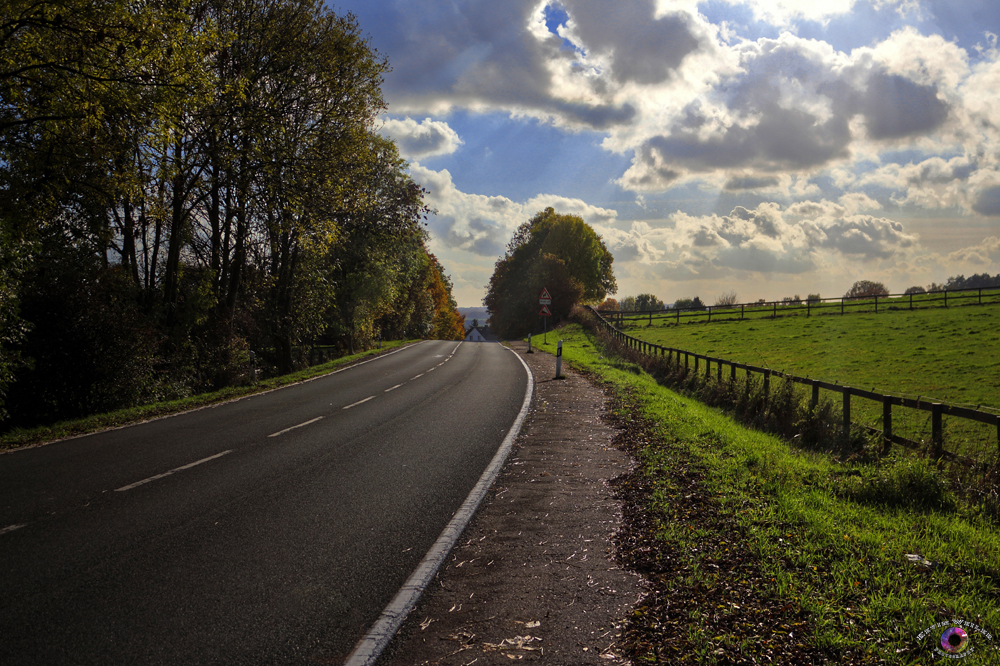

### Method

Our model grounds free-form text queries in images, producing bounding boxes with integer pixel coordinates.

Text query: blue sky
[332,0,1000,307]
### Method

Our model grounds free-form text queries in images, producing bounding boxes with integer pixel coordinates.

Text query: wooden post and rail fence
[601,285,1000,328]
[585,306,1000,467]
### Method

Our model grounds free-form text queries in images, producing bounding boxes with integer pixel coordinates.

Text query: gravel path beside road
[380,340,643,665]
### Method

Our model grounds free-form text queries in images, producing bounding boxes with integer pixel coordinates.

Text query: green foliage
[833,456,957,512]
[0,0,457,429]
[484,207,615,337]
[673,296,705,310]
[620,293,664,311]
[844,279,889,298]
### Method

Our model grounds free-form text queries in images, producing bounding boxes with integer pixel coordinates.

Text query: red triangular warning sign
[539,287,551,300]
[539,304,552,316]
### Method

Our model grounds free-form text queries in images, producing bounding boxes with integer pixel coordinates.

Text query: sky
[331,0,1000,308]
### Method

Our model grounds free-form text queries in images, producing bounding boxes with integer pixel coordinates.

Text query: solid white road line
[345,344,534,666]
[115,450,233,492]
[0,524,26,536]
[268,416,324,438]
[384,384,403,392]
[343,396,376,410]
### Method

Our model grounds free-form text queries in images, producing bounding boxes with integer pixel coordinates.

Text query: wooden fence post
[843,388,851,438]
[932,403,943,458]
[676,308,680,324]
[694,355,699,373]
[882,395,892,453]
[841,297,845,315]
[685,352,689,371]
[705,357,711,379]
[945,290,948,307]
[909,293,913,311]
[731,363,737,383]
[875,295,878,314]
[763,370,770,399]
[811,382,819,410]
[717,360,723,382]
[740,304,744,321]
[773,302,776,319]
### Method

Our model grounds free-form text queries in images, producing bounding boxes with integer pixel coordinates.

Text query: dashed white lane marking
[268,416,324,438]
[0,524,26,536]
[426,367,436,372]
[411,374,424,380]
[343,396,376,410]
[115,450,233,492]
[384,384,403,393]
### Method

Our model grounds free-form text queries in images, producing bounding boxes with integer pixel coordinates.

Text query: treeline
[0,0,462,428]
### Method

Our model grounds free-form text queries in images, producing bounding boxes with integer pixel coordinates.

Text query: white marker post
[555,339,563,379]
[527,333,533,353]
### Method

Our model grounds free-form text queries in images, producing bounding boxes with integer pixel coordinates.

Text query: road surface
[0,340,529,665]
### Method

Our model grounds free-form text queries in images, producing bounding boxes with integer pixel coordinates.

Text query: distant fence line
[602,286,1000,327]
[585,306,1000,467]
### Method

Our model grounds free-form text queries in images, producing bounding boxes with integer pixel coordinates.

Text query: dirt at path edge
[378,341,645,665]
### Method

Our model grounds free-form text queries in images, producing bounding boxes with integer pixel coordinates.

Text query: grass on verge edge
[533,325,1000,665]
[0,340,419,452]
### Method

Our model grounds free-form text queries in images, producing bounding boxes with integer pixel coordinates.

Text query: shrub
[844,280,889,299]
[833,456,956,512]
[714,291,738,307]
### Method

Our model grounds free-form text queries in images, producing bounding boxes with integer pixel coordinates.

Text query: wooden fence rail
[602,286,1000,328]
[585,306,1000,467]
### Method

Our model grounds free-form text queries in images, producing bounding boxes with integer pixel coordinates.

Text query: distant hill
[458,307,490,329]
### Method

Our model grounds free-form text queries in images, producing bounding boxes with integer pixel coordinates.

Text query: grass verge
[0,340,418,452]
[533,324,1000,665]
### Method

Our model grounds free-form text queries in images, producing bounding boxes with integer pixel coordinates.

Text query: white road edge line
[0,523,26,536]
[268,416,324,438]
[343,396,376,410]
[344,342,533,666]
[115,450,233,492]
[384,384,403,393]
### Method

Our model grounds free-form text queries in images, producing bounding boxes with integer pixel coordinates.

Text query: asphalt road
[0,340,529,665]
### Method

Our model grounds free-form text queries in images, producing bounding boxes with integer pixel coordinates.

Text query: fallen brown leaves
[603,389,861,665]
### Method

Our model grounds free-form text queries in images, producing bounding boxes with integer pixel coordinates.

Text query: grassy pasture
[532,326,1000,664]
[617,303,1000,460]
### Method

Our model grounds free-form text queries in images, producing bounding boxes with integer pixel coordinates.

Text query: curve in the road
[344,344,534,666]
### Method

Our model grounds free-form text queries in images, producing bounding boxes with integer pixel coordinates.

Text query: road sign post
[539,287,552,344]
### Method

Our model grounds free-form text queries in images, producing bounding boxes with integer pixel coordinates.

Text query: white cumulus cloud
[380,117,464,159]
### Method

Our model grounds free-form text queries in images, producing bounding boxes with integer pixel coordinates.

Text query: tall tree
[485,207,616,338]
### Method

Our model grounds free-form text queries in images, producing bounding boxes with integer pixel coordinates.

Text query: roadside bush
[833,456,957,512]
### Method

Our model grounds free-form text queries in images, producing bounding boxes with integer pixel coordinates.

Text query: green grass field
[532,326,1000,665]
[614,303,1000,459]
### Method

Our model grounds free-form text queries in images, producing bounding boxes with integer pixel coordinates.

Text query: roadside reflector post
[527,333,533,353]
[555,340,563,379]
